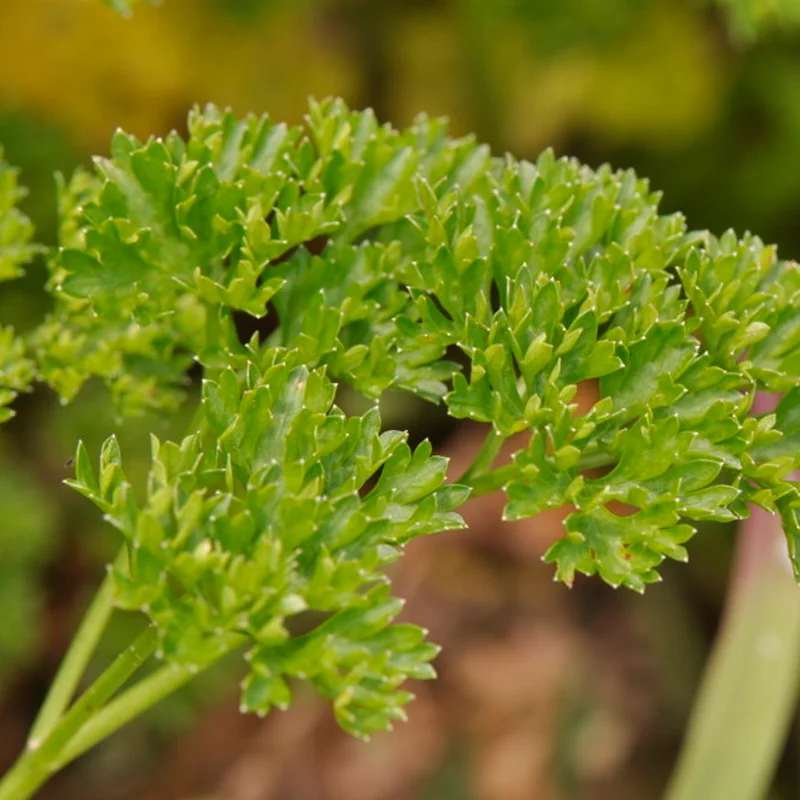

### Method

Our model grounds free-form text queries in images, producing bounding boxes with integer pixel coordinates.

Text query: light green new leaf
[69,359,467,738]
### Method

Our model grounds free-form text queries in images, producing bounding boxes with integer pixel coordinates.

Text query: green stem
[459,431,618,497]
[665,505,800,800]
[575,448,617,471]
[54,633,244,770]
[462,463,519,498]
[0,626,158,800]
[27,548,126,744]
[457,427,505,486]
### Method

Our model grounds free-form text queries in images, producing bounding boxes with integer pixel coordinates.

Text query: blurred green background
[0,1,799,798]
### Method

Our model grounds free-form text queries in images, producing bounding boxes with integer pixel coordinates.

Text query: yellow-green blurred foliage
[0,0,358,149]
[716,0,800,38]
[2,0,797,250]
[0,0,722,154]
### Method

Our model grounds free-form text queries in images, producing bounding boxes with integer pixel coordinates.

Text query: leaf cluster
[68,355,466,736]
[47,99,800,595]
[3,97,800,735]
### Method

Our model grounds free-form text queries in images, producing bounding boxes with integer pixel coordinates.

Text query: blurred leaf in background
[0,459,56,695]
[0,0,358,153]
[714,0,800,38]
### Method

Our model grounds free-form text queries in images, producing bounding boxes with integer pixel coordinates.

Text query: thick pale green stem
[28,549,126,744]
[665,505,800,800]
[0,626,157,800]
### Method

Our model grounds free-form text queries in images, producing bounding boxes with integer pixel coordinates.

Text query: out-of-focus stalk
[455,0,504,146]
[665,395,800,800]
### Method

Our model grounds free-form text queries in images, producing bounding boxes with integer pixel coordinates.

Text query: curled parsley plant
[0,99,799,799]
